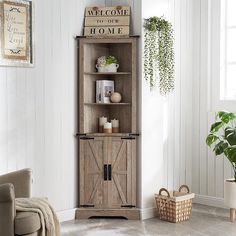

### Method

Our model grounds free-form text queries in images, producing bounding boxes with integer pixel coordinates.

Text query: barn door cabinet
[76,37,139,220]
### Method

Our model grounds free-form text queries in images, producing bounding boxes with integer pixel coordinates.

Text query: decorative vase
[96,63,119,73]
[224,179,236,222]
[110,92,122,103]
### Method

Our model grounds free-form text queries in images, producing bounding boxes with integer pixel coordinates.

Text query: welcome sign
[84,6,130,37]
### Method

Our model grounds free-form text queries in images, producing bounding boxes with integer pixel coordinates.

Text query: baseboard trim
[57,208,76,222]
[194,194,226,209]
[140,207,157,220]
[76,208,140,220]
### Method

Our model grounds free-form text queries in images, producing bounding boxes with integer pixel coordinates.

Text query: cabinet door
[80,138,108,208]
[107,137,136,208]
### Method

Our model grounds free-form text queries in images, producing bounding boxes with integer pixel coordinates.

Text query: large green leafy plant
[143,16,175,95]
[206,111,236,182]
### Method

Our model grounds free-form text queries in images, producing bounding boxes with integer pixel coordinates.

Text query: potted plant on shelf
[96,55,119,73]
[206,111,236,222]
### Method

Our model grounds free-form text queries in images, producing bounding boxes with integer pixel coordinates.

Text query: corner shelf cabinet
[76,37,139,220]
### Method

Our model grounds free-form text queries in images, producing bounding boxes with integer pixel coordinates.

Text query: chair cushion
[15,211,41,235]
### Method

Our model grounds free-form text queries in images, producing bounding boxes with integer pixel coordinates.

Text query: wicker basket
[155,185,195,223]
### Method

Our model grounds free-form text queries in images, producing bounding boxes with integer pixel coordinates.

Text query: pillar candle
[99,116,107,133]
[104,122,112,133]
[111,119,119,133]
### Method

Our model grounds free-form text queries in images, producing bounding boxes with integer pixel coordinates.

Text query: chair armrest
[0,183,15,202]
[0,183,15,236]
[0,169,32,198]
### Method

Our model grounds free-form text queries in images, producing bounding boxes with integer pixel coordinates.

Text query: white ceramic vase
[96,63,119,73]
[224,179,236,208]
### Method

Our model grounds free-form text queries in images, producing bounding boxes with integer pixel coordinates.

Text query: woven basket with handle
[155,185,195,223]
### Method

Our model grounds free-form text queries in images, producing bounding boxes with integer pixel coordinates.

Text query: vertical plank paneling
[16,69,27,170]
[0,68,7,174]
[192,0,201,194]
[33,0,46,198]
[179,0,187,186]
[185,0,193,189]
[199,0,208,195]
[207,113,216,196]
[7,68,18,172]
[173,0,181,190]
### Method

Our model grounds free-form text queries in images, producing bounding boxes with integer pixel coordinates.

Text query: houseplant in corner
[206,111,236,222]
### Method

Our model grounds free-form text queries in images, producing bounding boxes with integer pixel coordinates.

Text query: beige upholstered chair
[0,169,41,236]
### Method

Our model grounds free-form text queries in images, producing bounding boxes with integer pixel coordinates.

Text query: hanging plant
[144,16,175,95]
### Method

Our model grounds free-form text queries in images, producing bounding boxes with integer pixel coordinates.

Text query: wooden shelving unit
[76,37,139,220]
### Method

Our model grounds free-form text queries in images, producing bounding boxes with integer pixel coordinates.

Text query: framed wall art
[0,0,33,67]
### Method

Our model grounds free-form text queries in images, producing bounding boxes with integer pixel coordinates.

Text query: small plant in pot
[96,56,119,73]
[206,111,236,222]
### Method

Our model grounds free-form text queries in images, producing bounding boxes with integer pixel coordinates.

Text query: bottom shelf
[76,208,140,220]
[78,133,140,138]
[84,133,130,137]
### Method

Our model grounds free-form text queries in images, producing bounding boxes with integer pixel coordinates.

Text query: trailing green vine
[144,16,175,95]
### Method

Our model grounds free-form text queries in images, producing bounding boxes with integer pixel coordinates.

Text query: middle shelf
[84,102,131,106]
[84,72,131,75]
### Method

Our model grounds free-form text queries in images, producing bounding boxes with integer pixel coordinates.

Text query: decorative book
[96,80,114,103]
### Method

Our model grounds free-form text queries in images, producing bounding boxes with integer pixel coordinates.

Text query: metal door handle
[104,165,108,181]
[108,164,112,181]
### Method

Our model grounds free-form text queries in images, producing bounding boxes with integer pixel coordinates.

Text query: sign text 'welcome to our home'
[84,6,130,37]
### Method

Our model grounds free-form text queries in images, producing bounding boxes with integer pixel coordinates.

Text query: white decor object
[96,56,119,73]
[111,119,119,133]
[96,64,119,73]
[104,122,112,133]
[224,180,236,222]
[99,116,107,133]
[96,80,114,103]
[110,92,122,103]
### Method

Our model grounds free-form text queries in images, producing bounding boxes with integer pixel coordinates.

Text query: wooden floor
[61,204,236,236]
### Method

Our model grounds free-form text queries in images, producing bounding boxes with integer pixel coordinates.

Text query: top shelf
[84,72,131,75]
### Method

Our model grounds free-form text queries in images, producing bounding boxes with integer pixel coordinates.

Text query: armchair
[0,169,41,236]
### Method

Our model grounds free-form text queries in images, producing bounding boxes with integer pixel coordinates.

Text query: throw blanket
[16,198,60,236]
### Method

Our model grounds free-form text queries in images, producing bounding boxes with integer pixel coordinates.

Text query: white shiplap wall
[161,0,194,192]
[164,0,232,207]
[0,0,97,211]
[0,0,141,212]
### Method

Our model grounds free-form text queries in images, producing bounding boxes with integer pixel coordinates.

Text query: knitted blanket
[16,198,60,236]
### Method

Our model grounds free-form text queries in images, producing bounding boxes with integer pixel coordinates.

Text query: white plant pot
[96,63,119,73]
[224,179,236,208]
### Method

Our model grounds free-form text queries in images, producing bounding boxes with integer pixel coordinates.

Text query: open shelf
[84,102,131,106]
[79,38,136,134]
[84,72,131,75]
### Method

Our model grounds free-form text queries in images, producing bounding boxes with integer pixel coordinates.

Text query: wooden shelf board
[84,72,131,75]
[75,35,140,39]
[84,133,132,137]
[84,102,131,106]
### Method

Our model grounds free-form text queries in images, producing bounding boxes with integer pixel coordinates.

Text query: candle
[99,116,107,133]
[104,122,112,134]
[111,119,119,133]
